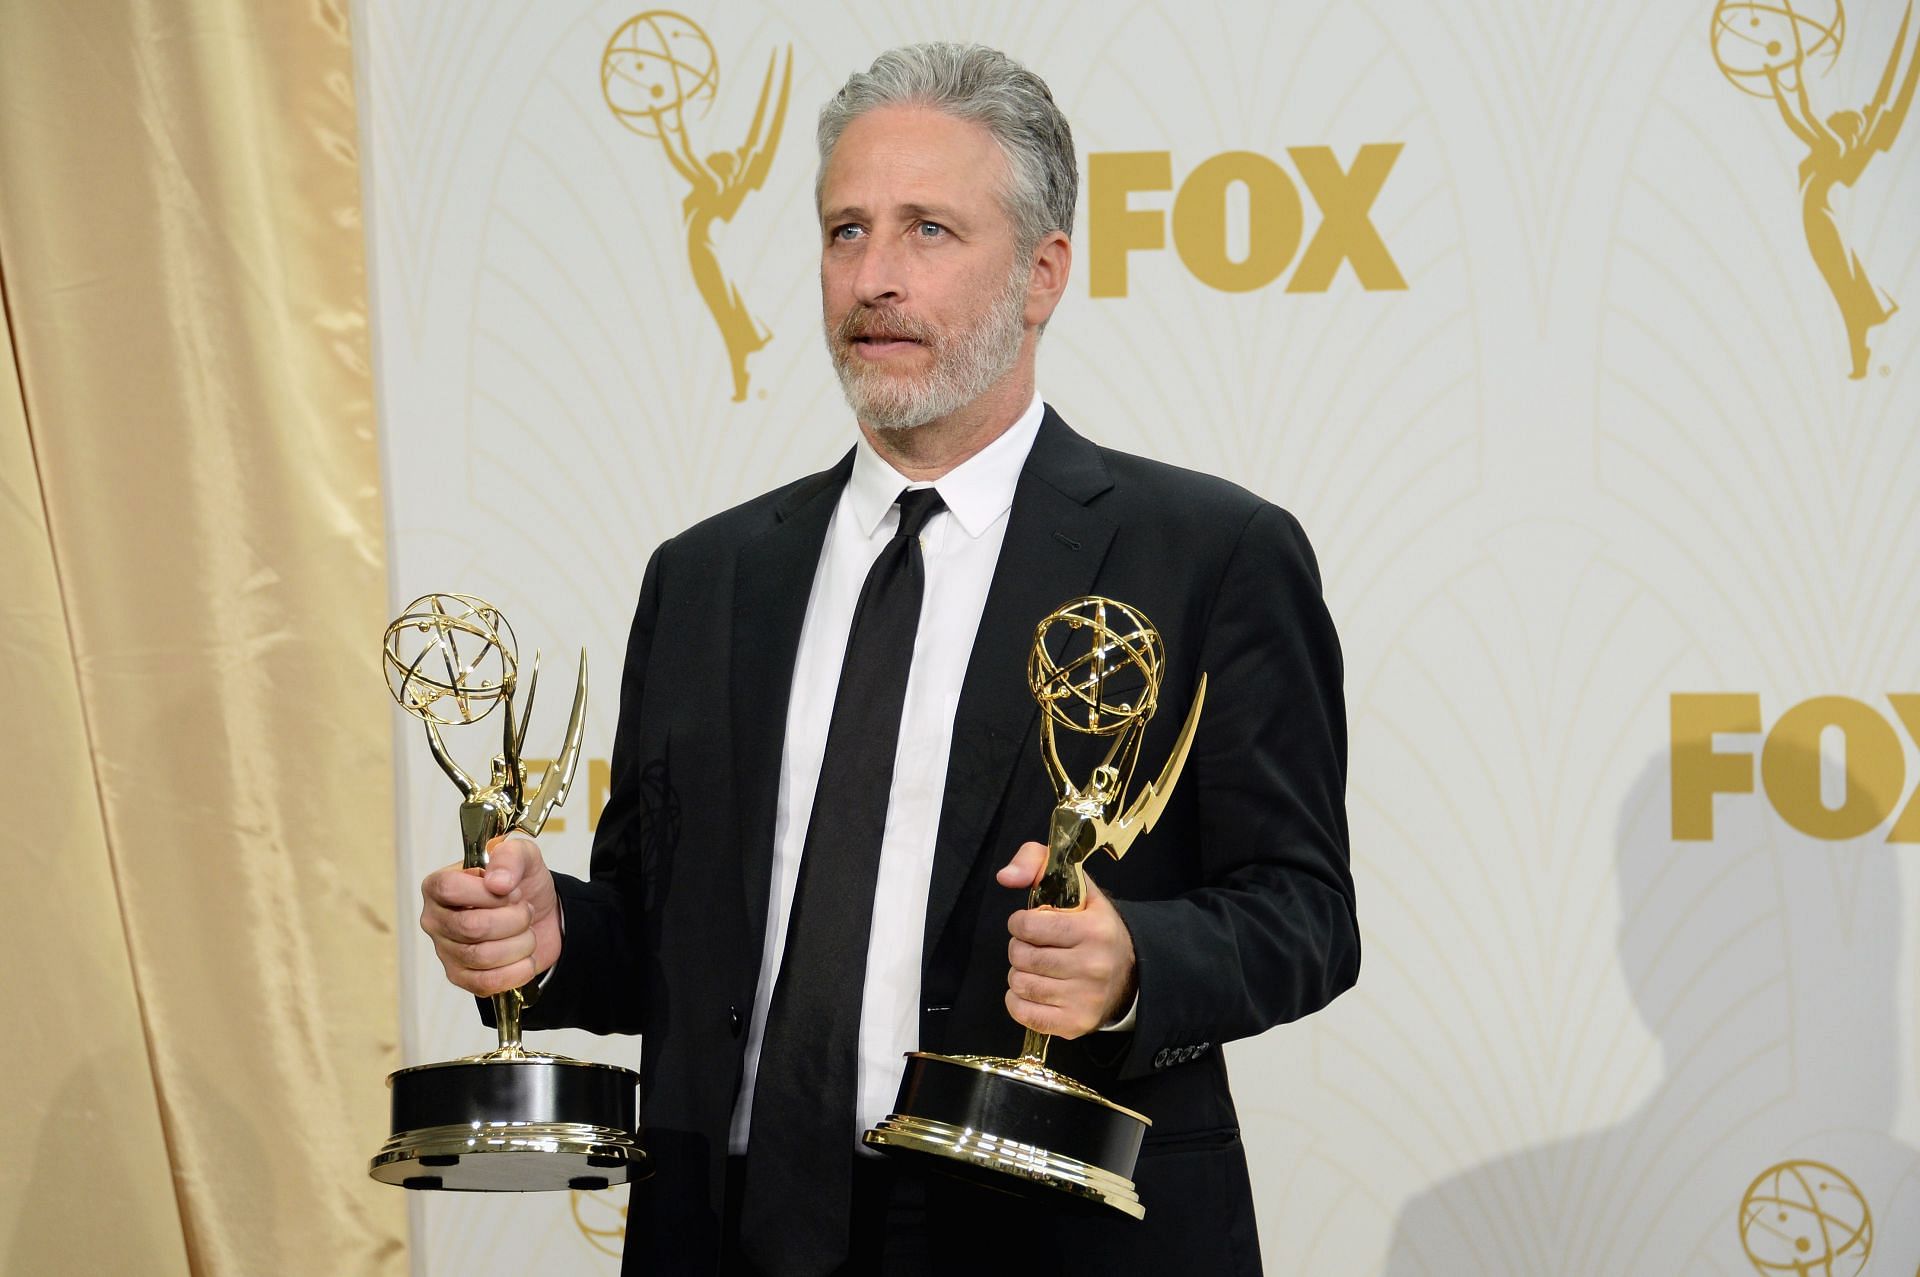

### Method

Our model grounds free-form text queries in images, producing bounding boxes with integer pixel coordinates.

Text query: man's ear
[1024,230,1073,328]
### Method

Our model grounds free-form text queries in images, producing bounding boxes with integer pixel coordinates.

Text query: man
[420,42,1356,1276]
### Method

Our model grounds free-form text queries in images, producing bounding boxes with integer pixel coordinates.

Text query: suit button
[728,1005,744,1036]
[1152,1048,1170,1069]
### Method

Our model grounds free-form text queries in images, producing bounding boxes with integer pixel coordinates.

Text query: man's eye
[831,224,865,242]
[915,221,947,239]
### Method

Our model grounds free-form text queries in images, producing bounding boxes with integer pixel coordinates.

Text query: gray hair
[816,43,1078,254]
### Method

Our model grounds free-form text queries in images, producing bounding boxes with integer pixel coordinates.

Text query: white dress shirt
[728,393,1046,1155]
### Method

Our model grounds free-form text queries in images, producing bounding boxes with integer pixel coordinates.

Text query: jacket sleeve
[1106,501,1358,1081]
[511,541,667,1036]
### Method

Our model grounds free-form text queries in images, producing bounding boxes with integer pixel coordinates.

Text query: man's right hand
[419,834,563,997]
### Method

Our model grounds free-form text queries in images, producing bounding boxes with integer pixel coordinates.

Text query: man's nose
[851,234,906,306]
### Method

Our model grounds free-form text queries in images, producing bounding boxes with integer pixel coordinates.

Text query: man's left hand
[996,841,1137,1038]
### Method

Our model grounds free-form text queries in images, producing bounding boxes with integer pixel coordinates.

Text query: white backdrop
[356,1,1920,1271]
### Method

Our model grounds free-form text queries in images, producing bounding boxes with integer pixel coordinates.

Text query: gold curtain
[0,1,406,1272]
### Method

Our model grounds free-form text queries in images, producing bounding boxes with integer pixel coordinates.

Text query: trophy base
[863,1051,1148,1220]
[368,1051,646,1192]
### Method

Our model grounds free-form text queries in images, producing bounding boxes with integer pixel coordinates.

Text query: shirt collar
[846,392,1046,539]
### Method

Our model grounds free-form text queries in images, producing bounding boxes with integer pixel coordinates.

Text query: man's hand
[996,841,1137,1039]
[419,835,563,998]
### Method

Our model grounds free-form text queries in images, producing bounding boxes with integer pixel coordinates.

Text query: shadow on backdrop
[1387,745,1920,1275]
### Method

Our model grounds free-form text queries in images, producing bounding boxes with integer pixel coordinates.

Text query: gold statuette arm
[1764,65,1822,150]
[1037,714,1075,799]
[516,650,588,836]
[425,722,477,798]
[656,110,706,189]
[1106,674,1207,861]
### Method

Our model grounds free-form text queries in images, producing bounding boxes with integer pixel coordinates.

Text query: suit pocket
[1124,1126,1261,1275]
[1138,1123,1241,1156]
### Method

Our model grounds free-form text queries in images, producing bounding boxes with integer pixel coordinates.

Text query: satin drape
[1,1,405,1271]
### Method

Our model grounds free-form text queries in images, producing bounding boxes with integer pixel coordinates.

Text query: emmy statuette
[368,594,647,1192]
[864,596,1206,1219]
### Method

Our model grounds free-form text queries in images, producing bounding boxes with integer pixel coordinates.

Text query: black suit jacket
[525,410,1358,1274]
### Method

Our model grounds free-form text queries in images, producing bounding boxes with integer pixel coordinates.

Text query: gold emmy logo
[1712,0,1920,379]
[601,12,792,401]
[1739,1160,1873,1276]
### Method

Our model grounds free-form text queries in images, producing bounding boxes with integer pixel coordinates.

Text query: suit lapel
[731,454,851,949]
[921,410,1117,965]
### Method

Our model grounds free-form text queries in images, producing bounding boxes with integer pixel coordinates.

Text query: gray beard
[827,267,1029,432]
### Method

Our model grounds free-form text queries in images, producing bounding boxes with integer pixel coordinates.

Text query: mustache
[834,305,936,347]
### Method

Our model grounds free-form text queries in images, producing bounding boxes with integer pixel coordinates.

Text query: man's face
[818,105,1031,431]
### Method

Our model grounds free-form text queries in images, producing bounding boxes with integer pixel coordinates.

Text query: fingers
[995,840,1047,889]
[434,929,536,979]
[420,836,553,916]
[440,950,539,998]
[1005,988,1089,1038]
[418,833,561,998]
[422,896,538,997]
[1002,887,1135,1040]
[422,864,517,911]
[423,892,535,945]
[1007,933,1121,999]
[1007,934,1115,983]
[1007,905,1085,948]
[1005,966,1086,1013]
[1006,872,1112,943]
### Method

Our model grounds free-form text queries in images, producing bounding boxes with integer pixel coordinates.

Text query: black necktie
[739,486,945,1275]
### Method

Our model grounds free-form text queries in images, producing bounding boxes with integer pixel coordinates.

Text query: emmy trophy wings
[1106,674,1207,859]
[516,649,589,838]
[1864,2,1920,155]
[510,650,539,759]
[730,47,792,196]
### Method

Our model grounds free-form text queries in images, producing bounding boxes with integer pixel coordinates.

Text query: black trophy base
[863,1051,1148,1219]
[368,1052,646,1192]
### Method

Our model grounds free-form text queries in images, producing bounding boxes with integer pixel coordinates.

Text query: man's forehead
[820,196,972,225]
[819,104,1007,205]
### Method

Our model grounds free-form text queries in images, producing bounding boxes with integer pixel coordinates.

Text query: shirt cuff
[1098,991,1138,1032]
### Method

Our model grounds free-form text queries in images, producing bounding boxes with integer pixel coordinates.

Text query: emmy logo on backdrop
[1712,0,1920,379]
[865,597,1206,1219]
[368,593,646,1193]
[601,11,792,402]
[1738,1160,1873,1276]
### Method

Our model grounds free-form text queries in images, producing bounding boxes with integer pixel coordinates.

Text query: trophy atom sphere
[601,10,719,138]
[1028,597,1165,738]
[383,593,517,727]
[1711,0,1844,97]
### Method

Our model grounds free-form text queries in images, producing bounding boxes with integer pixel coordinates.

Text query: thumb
[997,840,1048,890]
[482,833,539,896]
